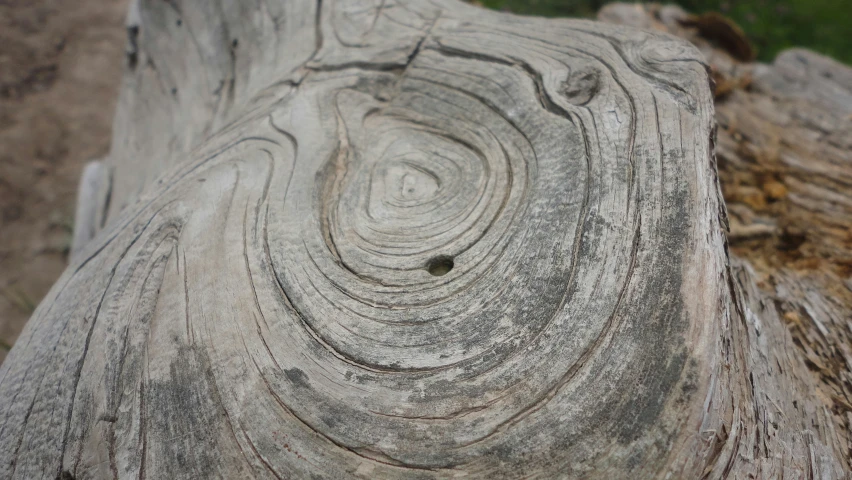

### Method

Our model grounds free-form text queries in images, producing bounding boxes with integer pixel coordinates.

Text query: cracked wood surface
[0,0,846,478]
[599,4,852,478]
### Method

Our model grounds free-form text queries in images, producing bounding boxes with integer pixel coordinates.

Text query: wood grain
[599,4,852,478]
[0,0,845,478]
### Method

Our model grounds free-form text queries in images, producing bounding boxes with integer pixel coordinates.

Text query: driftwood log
[0,0,849,478]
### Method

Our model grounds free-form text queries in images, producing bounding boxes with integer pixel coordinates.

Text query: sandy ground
[0,0,129,364]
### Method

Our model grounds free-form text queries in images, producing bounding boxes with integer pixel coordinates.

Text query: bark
[0,0,848,478]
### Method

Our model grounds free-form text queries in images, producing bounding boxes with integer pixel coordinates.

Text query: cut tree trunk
[0,0,848,478]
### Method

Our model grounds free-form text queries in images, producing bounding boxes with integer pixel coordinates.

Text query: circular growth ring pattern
[0,3,719,478]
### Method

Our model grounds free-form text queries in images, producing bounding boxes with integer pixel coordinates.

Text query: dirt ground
[0,0,129,364]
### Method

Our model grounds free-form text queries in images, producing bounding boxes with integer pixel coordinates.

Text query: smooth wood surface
[0,0,847,478]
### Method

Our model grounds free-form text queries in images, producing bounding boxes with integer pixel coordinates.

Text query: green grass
[479,0,852,64]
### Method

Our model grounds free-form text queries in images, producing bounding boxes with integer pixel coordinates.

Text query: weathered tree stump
[0,0,847,478]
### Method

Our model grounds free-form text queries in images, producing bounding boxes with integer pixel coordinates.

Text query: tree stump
[0,0,846,478]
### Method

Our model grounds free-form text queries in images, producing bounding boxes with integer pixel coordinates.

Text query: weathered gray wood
[2,0,847,478]
[70,161,111,264]
[599,4,852,478]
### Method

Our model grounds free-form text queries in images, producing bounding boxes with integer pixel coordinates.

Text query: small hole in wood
[427,256,454,276]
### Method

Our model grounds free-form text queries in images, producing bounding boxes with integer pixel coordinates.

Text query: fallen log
[0,0,848,477]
